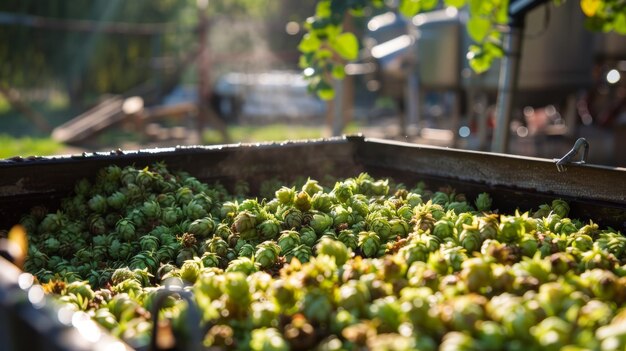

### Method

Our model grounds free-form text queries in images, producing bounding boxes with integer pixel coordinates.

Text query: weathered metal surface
[351,137,626,229]
[1,135,625,230]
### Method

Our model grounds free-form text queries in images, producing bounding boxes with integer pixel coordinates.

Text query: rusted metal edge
[353,137,626,205]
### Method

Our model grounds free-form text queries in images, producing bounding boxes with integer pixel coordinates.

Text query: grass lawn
[202,122,361,144]
[0,135,63,159]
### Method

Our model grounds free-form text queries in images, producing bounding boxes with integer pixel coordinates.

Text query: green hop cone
[447,201,474,215]
[406,192,423,208]
[300,226,318,247]
[65,281,95,302]
[111,267,136,285]
[200,252,220,268]
[311,192,333,213]
[475,192,493,212]
[250,301,279,328]
[275,186,295,205]
[430,191,450,206]
[294,191,312,212]
[309,211,333,235]
[270,280,298,312]
[115,219,136,242]
[368,296,403,333]
[214,222,232,240]
[257,218,281,240]
[185,200,209,220]
[337,229,358,250]
[348,195,369,217]
[367,215,392,242]
[139,235,160,252]
[180,259,202,284]
[358,231,381,258]
[238,243,256,258]
[400,241,431,265]
[519,234,539,257]
[316,237,350,266]
[551,199,570,218]
[442,244,468,272]
[396,205,413,221]
[459,224,483,253]
[281,208,303,230]
[331,205,355,227]
[226,257,259,274]
[498,214,526,244]
[302,288,334,323]
[286,244,312,263]
[337,280,370,314]
[107,191,127,210]
[530,316,571,349]
[331,181,354,203]
[433,219,455,240]
[161,206,182,226]
[220,201,239,219]
[156,193,176,207]
[94,308,119,331]
[440,332,480,351]
[204,236,229,258]
[249,328,288,351]
[568,233,593,251]
[88,194,108,214]
[581,246,617,271]
[460,256,493,293]
[141,200,161,219]
[188,217,216,239]
[302,178,323,196]
[277,230,301,253]
[233,210,258,240]
[555,218,579,235]
[478,214,500,240]
[254,241,281,269]
[389,219,410,238]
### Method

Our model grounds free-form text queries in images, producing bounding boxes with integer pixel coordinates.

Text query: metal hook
[554,138,589,172]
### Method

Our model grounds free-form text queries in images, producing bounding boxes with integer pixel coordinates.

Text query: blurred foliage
[0,0,294,107]
[582,0,626,34]
[299,0,626,100]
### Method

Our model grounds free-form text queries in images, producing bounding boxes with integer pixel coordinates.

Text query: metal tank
[365,1,596,104]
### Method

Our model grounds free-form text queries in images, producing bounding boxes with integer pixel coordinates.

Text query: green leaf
[614,13,626,35]
[421,0,439,11]
[298,34,321,53]
[316,1,332,18]
[467,45,493,74]
[332,65,346,79]
[316,49,334,60]
[331,32,359,60]
[349,7,365,17]
[496,0,509,23]
[316,80,335,100]
[298,52,315,69]
[483,42,504,58]
[444,0,467,7]
[467,17,491,42]
[398,0,420,17]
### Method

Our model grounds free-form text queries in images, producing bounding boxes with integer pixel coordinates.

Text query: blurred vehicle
[213,70,326,122]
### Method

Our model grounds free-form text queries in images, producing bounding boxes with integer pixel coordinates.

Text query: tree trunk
[0,85,52,133]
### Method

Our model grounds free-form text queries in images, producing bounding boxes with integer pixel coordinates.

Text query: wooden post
[196,1,229,144]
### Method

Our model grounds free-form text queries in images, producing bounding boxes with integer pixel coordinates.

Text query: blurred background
[1,0,625,165]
